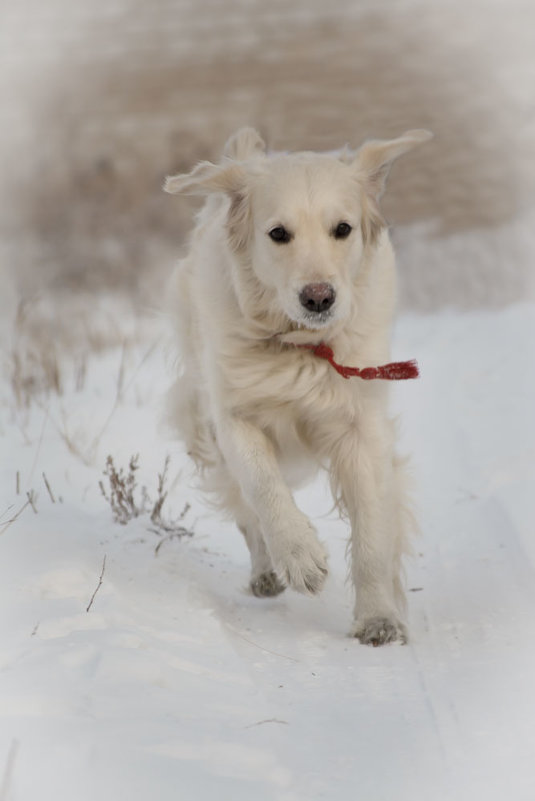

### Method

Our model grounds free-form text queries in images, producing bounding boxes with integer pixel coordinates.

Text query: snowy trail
[1,305,534,800]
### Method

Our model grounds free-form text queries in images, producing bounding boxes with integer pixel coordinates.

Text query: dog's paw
[274,534,328,596]
[352,616,408,647]
[250,571,286,598]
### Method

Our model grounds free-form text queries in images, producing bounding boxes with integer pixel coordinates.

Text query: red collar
[297,342,419,381]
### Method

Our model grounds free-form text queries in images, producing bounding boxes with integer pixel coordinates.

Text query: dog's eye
[268,226,292,244]
[333,222,352,240]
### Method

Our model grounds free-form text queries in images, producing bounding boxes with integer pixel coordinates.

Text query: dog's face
[165,128,432,333]
[247,155,366,331]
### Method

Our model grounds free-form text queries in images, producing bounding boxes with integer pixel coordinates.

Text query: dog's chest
[222,342,359,433]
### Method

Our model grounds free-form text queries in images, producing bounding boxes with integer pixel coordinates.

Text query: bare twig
[15,417,32,446]
[0,500,31,534]
[56,410,91,465]
[28,408,49,484]
[86,555,107,612]
[0,739,19,801]
[42,472,56,503]
[245,718,289,729]
[153,526,194,555]
[16,472,20,495]
[116,341,127,402]
[26,491,38,514]
[0,506,14,523]
[150,455,170,525]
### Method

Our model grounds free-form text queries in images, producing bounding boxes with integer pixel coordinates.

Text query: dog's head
[165,127,431,334]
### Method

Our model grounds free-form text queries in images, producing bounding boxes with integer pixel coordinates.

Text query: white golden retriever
[164,126,431,645]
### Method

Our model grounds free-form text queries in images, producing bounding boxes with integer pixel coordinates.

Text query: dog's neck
[274,324,341,347]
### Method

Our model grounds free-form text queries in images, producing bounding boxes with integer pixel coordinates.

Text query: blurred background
[2,5,535,791]
[1,0,534,350]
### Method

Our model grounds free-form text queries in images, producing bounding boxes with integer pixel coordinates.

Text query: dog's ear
[353,129,432,247]
[223,127,266,160]
[354,129,432,200]
[164,160,246,197]
[165,160,253,251]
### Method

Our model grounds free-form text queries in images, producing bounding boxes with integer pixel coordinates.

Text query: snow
[2,303,535,800]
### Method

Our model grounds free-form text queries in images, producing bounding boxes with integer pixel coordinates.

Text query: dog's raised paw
[250,571,286,598]
[277,540,329,596]
[352,616,407,647]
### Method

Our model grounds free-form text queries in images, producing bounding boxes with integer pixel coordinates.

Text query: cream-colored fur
[165,126,431,645]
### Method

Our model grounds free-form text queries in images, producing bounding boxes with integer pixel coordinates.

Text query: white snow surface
[2,304,535,800]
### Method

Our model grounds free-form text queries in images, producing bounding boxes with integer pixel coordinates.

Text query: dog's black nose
[299,283,336,314]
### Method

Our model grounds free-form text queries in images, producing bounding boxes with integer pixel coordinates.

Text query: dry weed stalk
[99,454,194,544]
[26,490,38,514]
[42,472,56,503]
[99,454,140,525]
[86,555,107,612]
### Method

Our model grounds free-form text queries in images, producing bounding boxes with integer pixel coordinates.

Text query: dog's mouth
[274,308,340,345]
[296,310,334,329]
[282,304,336,332]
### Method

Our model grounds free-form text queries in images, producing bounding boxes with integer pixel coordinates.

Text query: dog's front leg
[330,416,408,645]
[216,416,328,594]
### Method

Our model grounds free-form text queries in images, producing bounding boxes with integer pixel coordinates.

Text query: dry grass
[10,300,63,408]
[7,292,160,412]
[99,454,141,525]
[3,0,532,310]
[99,454,193,546]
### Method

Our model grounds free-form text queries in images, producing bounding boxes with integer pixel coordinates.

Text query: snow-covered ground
[2,302,534,800]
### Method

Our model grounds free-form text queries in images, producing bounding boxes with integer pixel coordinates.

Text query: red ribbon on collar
[297,342,419,381]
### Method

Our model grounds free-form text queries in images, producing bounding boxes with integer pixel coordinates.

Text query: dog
[164,126,431,645]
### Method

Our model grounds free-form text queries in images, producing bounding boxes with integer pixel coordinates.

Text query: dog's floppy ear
[355,129,432,200]
[165,160,253,251]
[164,160,246,197]
[164,127,265,195]
[353,129,432,247]
[223,127,266,160]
